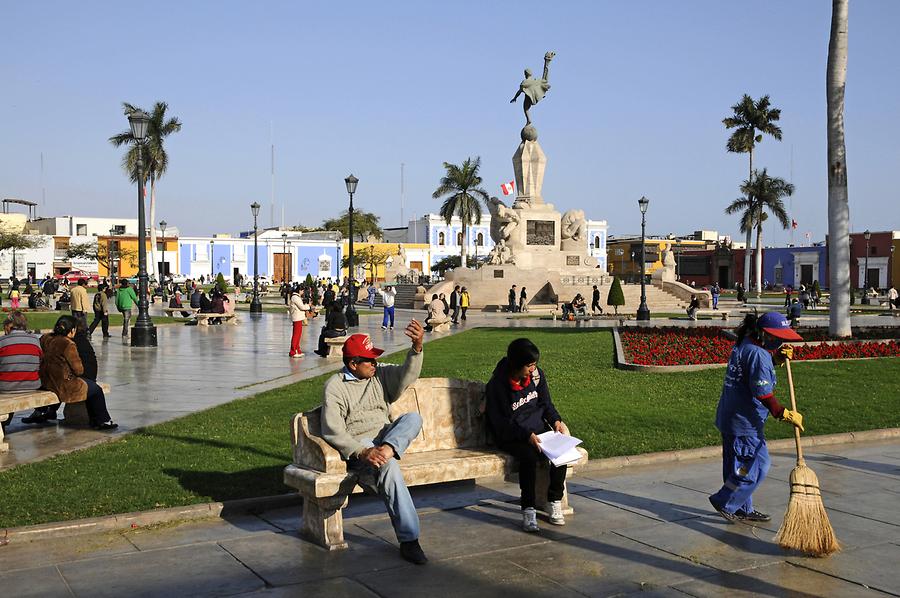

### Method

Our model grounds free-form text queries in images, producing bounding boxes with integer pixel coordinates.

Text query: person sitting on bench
[314,303,348,357]
[1,311,42,426]
[687,295,701,320]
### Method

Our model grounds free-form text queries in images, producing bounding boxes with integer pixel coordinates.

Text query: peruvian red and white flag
[791,219,798,229]
[500,181,515,196]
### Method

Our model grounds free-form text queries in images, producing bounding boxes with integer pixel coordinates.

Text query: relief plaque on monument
[526,220,555,245]
[566,256,580,266]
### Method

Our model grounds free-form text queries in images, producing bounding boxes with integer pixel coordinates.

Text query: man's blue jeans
[709,434,771,514]
[349,413,422,542]
[382,306,395,328]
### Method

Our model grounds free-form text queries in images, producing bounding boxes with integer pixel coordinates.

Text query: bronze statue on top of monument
[510,51,556,139]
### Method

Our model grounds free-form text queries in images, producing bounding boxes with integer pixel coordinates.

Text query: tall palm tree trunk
[755,223,764,294]
[460,222,468,266]
[149,176,158,281]
[743,150,753,294]
[827,0,851,338]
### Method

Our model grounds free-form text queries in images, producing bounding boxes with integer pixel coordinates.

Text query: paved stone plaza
[1,438,898,596]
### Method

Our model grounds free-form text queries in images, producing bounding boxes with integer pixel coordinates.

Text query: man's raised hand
[405,319,424,352]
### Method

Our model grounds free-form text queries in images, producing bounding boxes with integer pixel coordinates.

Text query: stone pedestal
[513,139,547,206]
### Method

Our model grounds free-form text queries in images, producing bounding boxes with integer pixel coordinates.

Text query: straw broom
[775,358,840,557]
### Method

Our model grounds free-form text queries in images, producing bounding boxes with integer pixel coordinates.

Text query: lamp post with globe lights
[636,196,651,321]
[250,202,262,313]
[344,174,359,327]
[127,110,157,347]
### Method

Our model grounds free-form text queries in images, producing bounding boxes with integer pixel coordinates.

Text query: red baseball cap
[757,311,803,341]
[342,334,385,359]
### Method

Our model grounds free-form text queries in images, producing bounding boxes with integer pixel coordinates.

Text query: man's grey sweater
[321,348,423,460]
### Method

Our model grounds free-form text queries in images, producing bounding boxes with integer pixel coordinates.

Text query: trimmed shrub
[607,276,625,315]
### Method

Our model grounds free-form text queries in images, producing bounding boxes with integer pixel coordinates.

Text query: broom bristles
[776,463,840,557]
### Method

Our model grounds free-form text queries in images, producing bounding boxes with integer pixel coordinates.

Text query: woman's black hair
[734,311,761,345]
[507,338,540,369]
[52,315,78,337]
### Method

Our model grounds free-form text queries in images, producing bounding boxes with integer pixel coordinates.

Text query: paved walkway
[2,308,897,470]
[1,438,898,596]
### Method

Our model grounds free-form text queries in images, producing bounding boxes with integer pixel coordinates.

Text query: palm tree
[827,0,851,338]
[743,170,794,295]
[723,94,783,292]
[110,102,182,280]
[432,157,491,266]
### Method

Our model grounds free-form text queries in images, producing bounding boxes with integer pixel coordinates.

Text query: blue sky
[2,1,898,242]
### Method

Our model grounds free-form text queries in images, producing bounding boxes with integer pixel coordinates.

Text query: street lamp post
[159,220,167,301]
[862,230,871,304]
[108,228,117,287]
[249,202,262,313]
[127,110,156,347]
[281,233,288,284]
[209,240,214,281]
[344,174,359,327]
[636,196,651,321]
[287,240,292,283]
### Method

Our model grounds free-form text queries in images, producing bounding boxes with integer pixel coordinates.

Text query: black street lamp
[249,202,262,313]
[209,240,214,281]
[287,240,292,283]
[127,110,156,347]
[636,196,651,321]
[281,233,288,284]
[159,220,167,301]
[862,229,871,304]
[344,174,359,327]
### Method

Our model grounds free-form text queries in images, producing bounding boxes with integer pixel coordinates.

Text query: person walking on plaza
[367,282,377,309]
[89,288,113,338]
[287,285,310,358]
[591,285,603,316]
[889,285,898,311]
[10,287,20,309]
[320,323,428,564]
[460,287,470,321]
[486,338,571,532]
[711,283,721,310]
[708,312,804,523]
[687,294,701,320]
[115,280,138,337]
[519,286,528,313]
[508,285,517,313]
[37,316,118,430]
[70,278,90,328]
[1,311,43,427]
[379,285,396,330]
[314,302,348,357]
[783,285,793,308]
[450,285,461,324]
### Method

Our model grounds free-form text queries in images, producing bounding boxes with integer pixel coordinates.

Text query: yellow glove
[773,345,794,366]
[781,408,804,432]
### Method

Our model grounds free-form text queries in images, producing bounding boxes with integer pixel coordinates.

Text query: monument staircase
[355,284,419,309]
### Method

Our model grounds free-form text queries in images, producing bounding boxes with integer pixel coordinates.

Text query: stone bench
[0,383,112,450]
[163,306,199,318]
[194,313,238,326]
[429,320,451,332]
[283,377,589,550]
[323,335,348,358]
[693,309,729,321]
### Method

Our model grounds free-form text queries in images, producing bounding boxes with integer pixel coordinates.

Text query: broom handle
[785,358,803,463]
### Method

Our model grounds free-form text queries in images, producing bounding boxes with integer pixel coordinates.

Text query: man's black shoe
[400,540,428,565]
[709,497,737,523]
[736,509,771,522]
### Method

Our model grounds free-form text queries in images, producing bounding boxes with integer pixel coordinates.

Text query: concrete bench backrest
[297,377,488,462]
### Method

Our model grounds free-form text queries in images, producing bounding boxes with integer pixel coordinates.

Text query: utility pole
[400,162,405,227]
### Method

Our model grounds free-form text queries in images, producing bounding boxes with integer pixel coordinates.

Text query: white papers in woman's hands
[536,431,583,467]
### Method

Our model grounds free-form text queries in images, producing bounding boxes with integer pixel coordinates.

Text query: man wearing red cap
[321,319,427,564]
[709,311,805,523]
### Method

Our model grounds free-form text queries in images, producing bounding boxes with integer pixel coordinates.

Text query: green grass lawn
[0,328,898,528]
[16,311,181,331]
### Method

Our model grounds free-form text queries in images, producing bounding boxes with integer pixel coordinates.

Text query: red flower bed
[620,327,900,366]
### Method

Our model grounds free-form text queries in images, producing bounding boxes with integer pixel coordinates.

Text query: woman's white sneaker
[522,507,539,532]
[548,501,566,526]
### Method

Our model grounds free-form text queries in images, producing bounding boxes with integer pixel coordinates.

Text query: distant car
[55,269,99,285]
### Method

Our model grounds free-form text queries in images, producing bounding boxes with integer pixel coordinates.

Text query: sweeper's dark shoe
[709,497,737,523]
[736,509,771,522]
[400,540,428,565]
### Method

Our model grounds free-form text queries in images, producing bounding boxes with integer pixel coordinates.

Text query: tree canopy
[322,210,383,242]
[65,241,137,271]
[0,232,44,253]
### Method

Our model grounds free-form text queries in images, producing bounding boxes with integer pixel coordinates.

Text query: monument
[426,52,609,310]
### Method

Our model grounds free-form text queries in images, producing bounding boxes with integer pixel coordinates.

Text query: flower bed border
[612,327,900,372]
